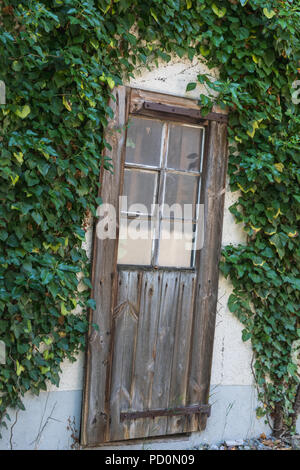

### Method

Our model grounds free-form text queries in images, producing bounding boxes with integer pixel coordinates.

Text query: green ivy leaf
[13,152,24,164]
[15,105,31,119]
[150,8,158,23]
[16,361,25,377]
[265,50,275,67]
[200,45,210,57]
[87,299,96,310]
[60,302,68,316]
[31,212,42,225]
[263,8,276,19]
[186,82,197,92]
[242,329,251,342]
[212,3,226,18]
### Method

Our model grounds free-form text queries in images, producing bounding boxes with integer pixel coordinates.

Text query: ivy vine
[0,0,299,437]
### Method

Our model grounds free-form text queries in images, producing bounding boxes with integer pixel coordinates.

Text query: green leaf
[200,46,210,57]
[10,174,19,186]
[40,269,53,285]
[263,8,276,19]
[242,330,251,342]
[287,363,297,376]
[106,77,115,90]
[150,8,158,22]
[87,299,96,310]
[12,61,22,72]
[31,212,42,225]
[269,233,287,259]
[15,105,31,119]
[13,152,24,164]
[212,3,226,18]
[60,302,68,316]
[16,360,25,377]
[0,231,8,241]
[186,82,197,92]
[264,49,275,67]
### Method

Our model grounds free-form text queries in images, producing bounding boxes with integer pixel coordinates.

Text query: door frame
[81,86,228,446]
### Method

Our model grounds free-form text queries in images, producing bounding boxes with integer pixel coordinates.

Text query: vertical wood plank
[167,272,197,434]
[187,121,228,431]
[81,87,129,446]
[109,270,140,441]
[147,272,179,436]
[128,270,162,439]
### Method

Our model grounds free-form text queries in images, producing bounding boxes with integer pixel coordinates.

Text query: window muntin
[117,116,205,268]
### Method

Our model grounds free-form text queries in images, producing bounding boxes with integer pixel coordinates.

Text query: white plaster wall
[128,56,219,100]
[211,181,251,387]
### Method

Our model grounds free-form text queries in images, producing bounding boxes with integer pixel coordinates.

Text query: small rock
[209,444,219,451]
[236,439,244,446]
[262,439,274,447]
[225,439,244,447]
[291,435,300,450]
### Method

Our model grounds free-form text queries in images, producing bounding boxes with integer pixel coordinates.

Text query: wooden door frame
[81,86,228,446]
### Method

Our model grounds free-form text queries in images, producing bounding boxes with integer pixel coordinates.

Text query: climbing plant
[0,0,299,437]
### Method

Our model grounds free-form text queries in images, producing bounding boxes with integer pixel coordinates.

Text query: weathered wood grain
[81,86,130,446]
[147,272,179,437]
[130,88,227,116]
[187,121,228,432]
[128,270,162,439]
[167,272,197,434]
[108,270,198,441]
[109,271,140,441]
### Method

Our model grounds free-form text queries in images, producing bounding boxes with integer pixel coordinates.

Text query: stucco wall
[0,56,278,450]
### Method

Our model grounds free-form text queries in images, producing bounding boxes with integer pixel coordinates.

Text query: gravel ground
[193,433,299,450]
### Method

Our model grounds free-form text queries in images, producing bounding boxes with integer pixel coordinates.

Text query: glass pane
[125,117,163,167]
[167,124,203,172]
[158,220,195,267]
[163,173,199,218]
[117,217,153,265]
[121,169,157,215]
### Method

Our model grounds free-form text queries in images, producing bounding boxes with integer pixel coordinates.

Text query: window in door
[118,117,205,268]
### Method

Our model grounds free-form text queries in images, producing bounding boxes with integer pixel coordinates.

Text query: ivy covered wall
[0,0,299,439]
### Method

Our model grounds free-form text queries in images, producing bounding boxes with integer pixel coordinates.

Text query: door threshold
[84,432,191,449]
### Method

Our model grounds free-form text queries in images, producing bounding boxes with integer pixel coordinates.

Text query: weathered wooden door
[81,87,228,445]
